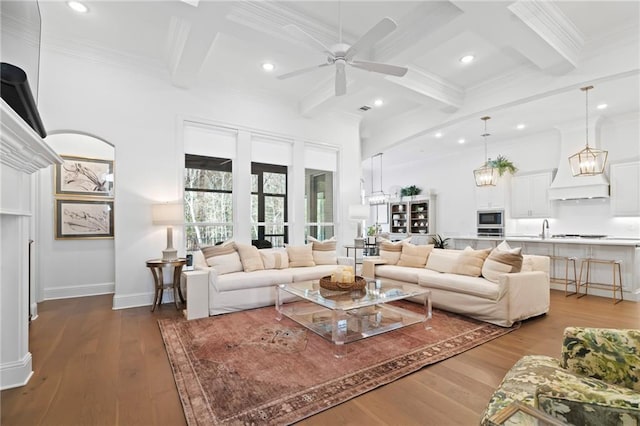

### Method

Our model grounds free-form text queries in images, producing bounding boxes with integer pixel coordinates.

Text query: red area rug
[159,302,517,425]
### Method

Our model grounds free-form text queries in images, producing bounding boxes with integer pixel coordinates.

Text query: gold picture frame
[54,155,114,198]
[55,198,114,240]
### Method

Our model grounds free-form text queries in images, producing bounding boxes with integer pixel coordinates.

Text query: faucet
[541,219,549,239]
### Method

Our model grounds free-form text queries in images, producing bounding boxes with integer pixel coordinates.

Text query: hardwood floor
[2,291,639,425]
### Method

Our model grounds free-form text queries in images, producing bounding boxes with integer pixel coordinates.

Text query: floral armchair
[481,327,640,425]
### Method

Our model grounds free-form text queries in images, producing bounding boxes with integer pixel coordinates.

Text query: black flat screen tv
[1,62,46,138]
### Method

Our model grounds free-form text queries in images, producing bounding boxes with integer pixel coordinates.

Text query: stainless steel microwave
[477,210,505,228]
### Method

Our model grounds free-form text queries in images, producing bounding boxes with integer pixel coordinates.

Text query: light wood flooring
[2,291,639,425]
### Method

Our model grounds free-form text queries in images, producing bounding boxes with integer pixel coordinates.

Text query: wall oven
[477,210,504,237]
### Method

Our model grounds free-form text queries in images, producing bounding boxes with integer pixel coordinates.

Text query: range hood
[548,118,609,200]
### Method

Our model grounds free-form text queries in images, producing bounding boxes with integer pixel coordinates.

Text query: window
[184,154,232,250]
[251,162,288,247]
[305,169,334,241]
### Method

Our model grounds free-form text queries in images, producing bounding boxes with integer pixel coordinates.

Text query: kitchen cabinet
[611,161,640,216]
[389,194,437,235]
[475,175,508,209]
[511,172,553,218]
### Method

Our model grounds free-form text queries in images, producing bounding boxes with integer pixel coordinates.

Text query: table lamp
[348,204,370,240]
[152,202,183,261]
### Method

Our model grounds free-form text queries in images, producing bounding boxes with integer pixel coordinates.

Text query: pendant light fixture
[569,85,608,176]
[368,153,388,205]
[473,116,498,187]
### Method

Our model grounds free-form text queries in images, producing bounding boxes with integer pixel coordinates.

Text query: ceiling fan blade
[283,24,335,58]
[335,61,347,96]
[277,63,331,80]
[350,60,408,77]
[345,17,397,61]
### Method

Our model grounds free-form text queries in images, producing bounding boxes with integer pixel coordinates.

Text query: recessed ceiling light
[373,99,384,107]
[460,55,475,64]
[458,138,466,144]
[261,63,275,72]
[516,123,526,130]
[597,103,608,110]
[67,1,88,13]
[435,132,443,138]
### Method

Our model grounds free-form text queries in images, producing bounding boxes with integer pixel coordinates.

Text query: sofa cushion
[286,244,316,267]
[418,271,501,300]
[201,241,243,275]
[290,264,339,282]
[374,264,422,284]
[235,243,265,272]
[482,242,523,283]
[425,249,459,273]
[260,248,289,269]
[378,238,410,265]
[213,269,294,292]
[397,243,434,268]
[308,236,337,265]
[452,247,491,277]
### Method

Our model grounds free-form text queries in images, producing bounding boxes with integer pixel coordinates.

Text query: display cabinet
[389,194,437,236]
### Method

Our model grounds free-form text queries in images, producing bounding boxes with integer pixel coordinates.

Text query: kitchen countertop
[451,235,640,247]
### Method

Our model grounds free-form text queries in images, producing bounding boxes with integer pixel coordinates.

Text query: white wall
[371,113,640,239]
[36,133,115,301]
[37,47,362,309]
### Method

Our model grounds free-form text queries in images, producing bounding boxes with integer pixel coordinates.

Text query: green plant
[431,234,450,249]
[488,155,518,176]
[400,185,422,197]
[367,225,377,236]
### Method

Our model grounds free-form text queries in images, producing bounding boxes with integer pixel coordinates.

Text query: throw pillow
[397,242,434,268]
[200,241,243,275]
[234,243,265,272]
[286,244,316,268]
[482,242,523,283]
[425,249,460,273]
[452,246,491,277]
[307,236,337,265]
[260,248,289,269]
[378,237,411,265]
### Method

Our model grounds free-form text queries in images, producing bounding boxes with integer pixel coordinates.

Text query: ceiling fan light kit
[569,85,608,177]
[277,16,408,96]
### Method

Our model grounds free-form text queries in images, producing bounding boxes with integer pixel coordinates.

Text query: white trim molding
[43,282,115,301]
[0,353,33,390]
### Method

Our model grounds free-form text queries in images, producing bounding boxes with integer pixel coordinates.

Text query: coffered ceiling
[36,1,640,163]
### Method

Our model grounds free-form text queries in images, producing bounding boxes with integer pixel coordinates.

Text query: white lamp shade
[348,204,370,221]
[152,203,184,225]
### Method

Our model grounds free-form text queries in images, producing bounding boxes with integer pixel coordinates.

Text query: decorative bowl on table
[320,275,367,291]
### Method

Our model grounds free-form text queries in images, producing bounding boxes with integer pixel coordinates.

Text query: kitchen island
[450,236,640,302]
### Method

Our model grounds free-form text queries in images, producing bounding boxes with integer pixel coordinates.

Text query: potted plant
[488,155,517,176]
[400,185,422,197]
[431,234,450,249]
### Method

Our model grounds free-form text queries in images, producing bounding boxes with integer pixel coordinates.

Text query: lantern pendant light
[473,116,498,187]
[569,86,608,176]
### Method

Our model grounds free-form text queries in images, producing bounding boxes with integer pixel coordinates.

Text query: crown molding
[508,0,584,68]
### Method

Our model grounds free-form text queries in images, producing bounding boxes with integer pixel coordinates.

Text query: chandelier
[473,116,498,187]
[368,153,388,205]
[569,85,608,176]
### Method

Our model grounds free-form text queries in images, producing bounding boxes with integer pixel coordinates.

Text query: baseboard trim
[0,353,33,390]
[112,291,177,310]
[43,282,115,300]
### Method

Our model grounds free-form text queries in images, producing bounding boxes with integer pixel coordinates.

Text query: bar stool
[577,258,623,304]
[549,255,578,297]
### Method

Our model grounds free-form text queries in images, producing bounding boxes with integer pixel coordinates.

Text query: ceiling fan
[277,15,408,96]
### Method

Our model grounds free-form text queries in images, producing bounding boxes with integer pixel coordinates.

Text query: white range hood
[549,118,610,200]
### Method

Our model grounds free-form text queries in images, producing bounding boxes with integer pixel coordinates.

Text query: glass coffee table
[275,278,431,357]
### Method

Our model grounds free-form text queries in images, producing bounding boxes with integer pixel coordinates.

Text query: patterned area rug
[159,301,518,425]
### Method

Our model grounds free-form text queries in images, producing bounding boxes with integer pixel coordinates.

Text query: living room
[1,1,639,424]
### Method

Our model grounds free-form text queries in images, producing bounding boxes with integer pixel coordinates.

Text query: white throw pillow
[286,244,316,268]
[307,236,337,265]
[452,246,491,277]
[260,248,289,270]
[397,243,434,268]
[200,240,243,275]
[234,243,265,273]
[482,243,523,283]
[378,237,411,265]
[425,249,460,273]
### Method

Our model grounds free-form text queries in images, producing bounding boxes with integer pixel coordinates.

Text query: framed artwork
[55,199,114,239]
[55,155,114,198]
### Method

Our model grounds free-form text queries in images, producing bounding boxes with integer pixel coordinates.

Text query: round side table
[146,258,187,312]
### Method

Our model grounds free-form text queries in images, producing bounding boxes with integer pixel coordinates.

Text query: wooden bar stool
[549,255,578,297]
[577,258,623,304]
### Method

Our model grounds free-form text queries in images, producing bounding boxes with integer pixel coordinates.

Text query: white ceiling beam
[386,67,464,111]
[299,77,363,117]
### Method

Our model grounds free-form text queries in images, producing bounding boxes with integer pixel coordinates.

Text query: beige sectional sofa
[192,241,354,316]
[363,244,550,327]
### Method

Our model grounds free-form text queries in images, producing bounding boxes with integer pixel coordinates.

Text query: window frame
[251,162,288,246]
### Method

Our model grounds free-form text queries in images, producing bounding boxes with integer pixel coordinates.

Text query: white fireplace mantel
[0,98,61,390]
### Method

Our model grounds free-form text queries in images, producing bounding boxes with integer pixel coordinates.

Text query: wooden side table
[146,258,186,312]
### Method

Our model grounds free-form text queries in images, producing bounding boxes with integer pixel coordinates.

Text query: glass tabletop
[278,279,428,311]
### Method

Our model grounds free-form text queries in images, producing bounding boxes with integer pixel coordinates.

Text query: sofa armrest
[501,271,550,321]
[361,258,387,279]
[561,327,640,391]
